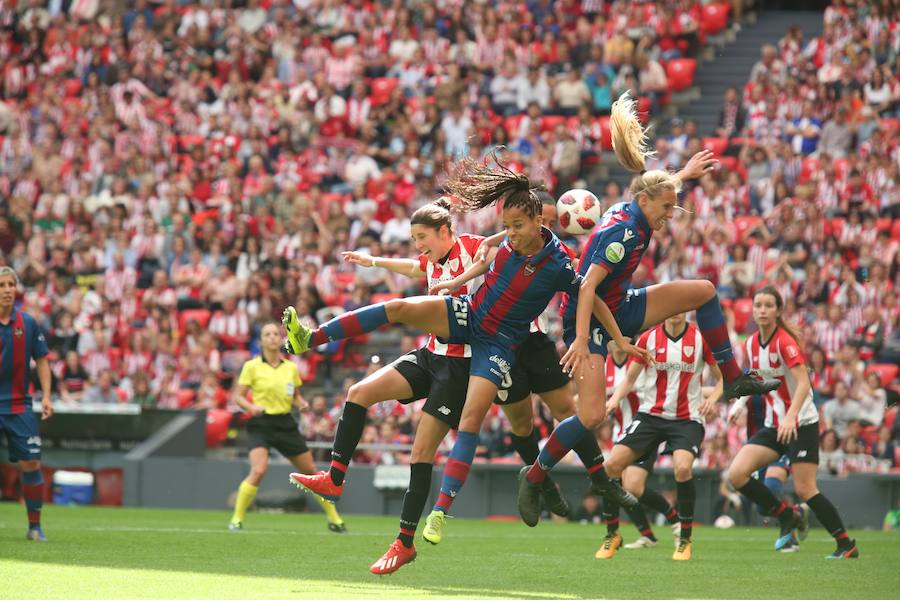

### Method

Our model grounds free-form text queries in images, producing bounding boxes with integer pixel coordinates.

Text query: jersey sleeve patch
[589,224,638,271]
[780,334,805,368]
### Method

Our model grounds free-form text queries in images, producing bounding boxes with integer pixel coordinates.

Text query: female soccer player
[290,198,580,574]
[598,312,722,560]
[282,158,646,559]
[228,322,345,533]
[516,93,780,525]
[602,338,681,553]
[727,287,858,559]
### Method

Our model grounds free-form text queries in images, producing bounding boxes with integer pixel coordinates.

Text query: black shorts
[391,348,469,429]
[617,413,705,459]
[631,443,660,473]
[747,423,820,464]
[496,332,570,405]
[246,413,309,457]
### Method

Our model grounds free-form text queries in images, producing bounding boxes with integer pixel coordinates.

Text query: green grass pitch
[0,503,895,599]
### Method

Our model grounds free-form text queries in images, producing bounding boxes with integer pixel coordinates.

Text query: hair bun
[434,196,454,210]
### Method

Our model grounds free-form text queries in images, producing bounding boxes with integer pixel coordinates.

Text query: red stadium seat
[206,409,232,448]
[700,3,730,35]
[702,137,728,156]
[637,96,651,122]
[665,59,697,92]
[595,116,612,150]
[866,363,898,387]
[732,298,753,333]
[799,157,820,183]
[370,78,399,107]
[540,115,566,134]
[829,217,846,239]
[884,406,897,432]
[94,468,124,506]
[178,308,212,332]
[892,219,900,241]
[876,218,891,233]
[177,389,197,408]
[504,114,524,137]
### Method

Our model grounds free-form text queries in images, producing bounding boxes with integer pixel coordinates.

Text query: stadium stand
[0,1,896,480]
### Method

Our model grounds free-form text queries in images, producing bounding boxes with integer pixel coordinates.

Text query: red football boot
[370,540,417,575]
[289,471,343,504]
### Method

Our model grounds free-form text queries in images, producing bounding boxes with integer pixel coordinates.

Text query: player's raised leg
[291,366,414,502]
[283,296,451,355]
[641,281,780,400]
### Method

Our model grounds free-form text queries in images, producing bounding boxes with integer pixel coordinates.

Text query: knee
[578,411,606,430]
[698,279,716,302]
[384,298,406,320]
[346,383,374,408]
[728,468,749,489]
[626,481,645,498]
[793,482,818,501]
[249,465,267,481]
[506,414,534,437]
[19,460,40,472]
[674,464,693,482]
[409,448,436,464]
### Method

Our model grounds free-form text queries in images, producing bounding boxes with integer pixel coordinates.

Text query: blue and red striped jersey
[562,200,652,320]
[471,227,581,346]
[0,309,49,415]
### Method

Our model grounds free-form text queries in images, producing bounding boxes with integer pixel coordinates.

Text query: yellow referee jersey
[237,357,302,415]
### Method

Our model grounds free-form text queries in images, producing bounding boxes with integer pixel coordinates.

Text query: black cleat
[722,370,782,401]
[328,522,348,533]
[592,478,639,508]
[540,476,570,518]
[517,466,543,527]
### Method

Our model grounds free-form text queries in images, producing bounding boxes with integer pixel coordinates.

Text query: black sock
[602,494,620,535]
[676,479,696,541]
[329,402,367,485]
[571,435,608,486]
[737,477,794,531]
[622,502,656,541]
[806,493,851,549]
[510,428,540,464]
[640,488,678,524]
[397,463,433,548]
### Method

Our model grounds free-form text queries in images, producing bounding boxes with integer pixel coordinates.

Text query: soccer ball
[714,515,736,529]
[556,189,601,234]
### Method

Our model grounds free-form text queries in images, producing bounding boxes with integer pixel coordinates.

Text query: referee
[228,322,345,533]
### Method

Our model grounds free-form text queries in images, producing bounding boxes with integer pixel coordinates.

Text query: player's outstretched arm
[431,247,498,294]
[776,363,812,444]
[560,264,608,375]
[473,231,508,263]
[341,251,423,278]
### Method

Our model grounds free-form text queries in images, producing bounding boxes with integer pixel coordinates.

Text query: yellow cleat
[282,306,312,355]
[594,532,622,560]
[673,538,692,561]
[422,510,448,545]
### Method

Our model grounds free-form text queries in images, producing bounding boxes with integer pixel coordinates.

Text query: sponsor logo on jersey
[797,450,807,458]
[438,406,451,416]
[684,346,694,357]
[605,242,626,263]
[489,354,511,373]
[656,361,697,373]
[623,229,635,242]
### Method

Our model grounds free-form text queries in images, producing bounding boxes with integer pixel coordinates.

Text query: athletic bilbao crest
[769,352,780,365]
[684,346,694,357]
[447,257,460,273]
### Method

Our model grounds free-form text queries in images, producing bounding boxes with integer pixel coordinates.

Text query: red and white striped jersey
[419,234,485,358]
[607,354,640,440]
[632,323,715,423]
[745,327,818,428]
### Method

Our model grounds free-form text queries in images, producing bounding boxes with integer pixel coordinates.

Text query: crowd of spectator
[0,2,897,477]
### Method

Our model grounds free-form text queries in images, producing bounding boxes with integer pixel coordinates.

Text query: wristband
[371,258,378,268]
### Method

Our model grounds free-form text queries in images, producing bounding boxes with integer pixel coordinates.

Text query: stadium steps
[673,10,825,138]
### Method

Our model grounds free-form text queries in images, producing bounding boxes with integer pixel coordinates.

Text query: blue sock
[764,476,784,499]
[22,469,44,529]
[696,296,741,381]
[434,431,478,514]
[527,415,589,483]
[311,304,389,346]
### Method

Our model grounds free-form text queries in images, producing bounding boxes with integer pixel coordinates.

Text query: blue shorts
[563,287,648,357]
[443,295,517,388]
[0,411,42,462]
